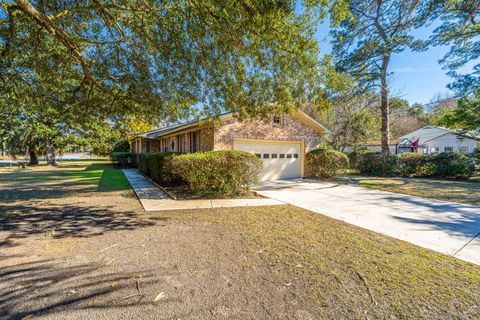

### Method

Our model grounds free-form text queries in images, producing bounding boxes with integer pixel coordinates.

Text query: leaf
[153,291,166,302]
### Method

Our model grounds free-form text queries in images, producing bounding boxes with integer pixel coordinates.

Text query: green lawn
[342,175,480,206]
[0,160,130,202]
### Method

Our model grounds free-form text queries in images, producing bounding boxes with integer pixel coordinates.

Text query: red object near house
[412,138,420,149]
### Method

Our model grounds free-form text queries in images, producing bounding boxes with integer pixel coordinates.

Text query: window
[263,154,270,159]
[444,146,453,153]
[273,116,282,125]
[286,154,292,158]
[189,131,199,153]
[271,153,278,158]
[459,146,469,154]
[255,153,261,158]
[431,147,439,154]
[293,154,298,158]
[279,154,285,159]
[171,140,175,151]
[177,135,184,153]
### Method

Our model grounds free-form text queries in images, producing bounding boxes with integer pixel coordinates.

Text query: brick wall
[213,115,324,152]
[144,126,214,153]
[135,115,324,154]
[199,126,214,151]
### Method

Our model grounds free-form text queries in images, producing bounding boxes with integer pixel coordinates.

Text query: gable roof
[134,110,330,139]
[398,126,480,142]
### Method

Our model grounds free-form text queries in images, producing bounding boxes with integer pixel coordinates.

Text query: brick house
[131,111,329,180]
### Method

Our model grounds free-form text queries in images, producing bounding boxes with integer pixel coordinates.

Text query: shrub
[171,150,262,197]
[137,152,177,185]
[357,152,402,177]
[417,163,437,176]
[111,152,137,168]
[305,148,349,179]
[471,148,480,164]
[427,152,475,178]
[113,140,130,152]
[398,152,427,175]
[347,150,373,169]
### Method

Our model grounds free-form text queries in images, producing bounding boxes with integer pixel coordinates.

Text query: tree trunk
[28,149,38,165]
[45,136,56,166]
[380,53,391,154]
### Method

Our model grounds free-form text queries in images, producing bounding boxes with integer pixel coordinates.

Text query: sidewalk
[122,169,283,211]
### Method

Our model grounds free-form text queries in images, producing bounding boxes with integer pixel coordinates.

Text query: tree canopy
[435,93,480,130]
[330,0,426,153]
[427,0,480,96]
[1,0,348,123]
[321,89,378,151]
[389,98,431,138]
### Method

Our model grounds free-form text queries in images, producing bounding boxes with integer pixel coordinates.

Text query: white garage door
[234,140,302,180]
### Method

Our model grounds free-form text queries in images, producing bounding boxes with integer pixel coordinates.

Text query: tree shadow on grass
[0,203,156,241]
[0,259,157,320]
[0,164,131,202]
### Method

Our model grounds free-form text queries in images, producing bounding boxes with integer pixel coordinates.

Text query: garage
[234,139,303,180]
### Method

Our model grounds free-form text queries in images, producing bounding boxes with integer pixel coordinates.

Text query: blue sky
[314,21,468,105]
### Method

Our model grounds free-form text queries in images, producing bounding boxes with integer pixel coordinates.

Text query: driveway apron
[255,179,480,265]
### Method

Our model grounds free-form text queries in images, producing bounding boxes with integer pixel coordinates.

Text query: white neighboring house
[398,126,480,155]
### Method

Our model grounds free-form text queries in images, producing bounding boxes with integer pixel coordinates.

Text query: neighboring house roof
[398,126,480,142]
[134,110,330,139]
[363,140,400,146]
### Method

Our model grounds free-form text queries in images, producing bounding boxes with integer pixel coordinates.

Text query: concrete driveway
[255,179,480,265]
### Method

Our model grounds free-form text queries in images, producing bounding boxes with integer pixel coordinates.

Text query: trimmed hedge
[398,152,426,175]
[426,152,475,178]
[113,140,130,152]
[305,148,349,179]
[111,152,137,168]
[357,152,402,177]
[355,151,475,178]
[347,150,373,170]
[172,151,262,197]
[137,151,262,197]
[137,152,177,185]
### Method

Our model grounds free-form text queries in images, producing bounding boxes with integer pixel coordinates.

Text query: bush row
[111,152,137,168]
[137,152,177,185]
[137,151,262,197]
[349,151,475,178]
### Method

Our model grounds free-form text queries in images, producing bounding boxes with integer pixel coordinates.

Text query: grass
[1,161,479,319]
[0,160,130,202]
[175,205,480,319]
[342,175,480,205]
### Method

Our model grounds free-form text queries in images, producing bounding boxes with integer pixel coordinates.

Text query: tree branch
[1,5,20,57]
[13,0,124,99]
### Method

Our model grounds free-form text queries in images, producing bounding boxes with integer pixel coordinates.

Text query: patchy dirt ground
[1,162,479,319]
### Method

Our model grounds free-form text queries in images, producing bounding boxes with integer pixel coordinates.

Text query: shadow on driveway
[385,195,480,239]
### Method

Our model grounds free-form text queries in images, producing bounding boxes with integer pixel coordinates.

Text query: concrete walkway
[255,179,480,265]
[122,169,283,211]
